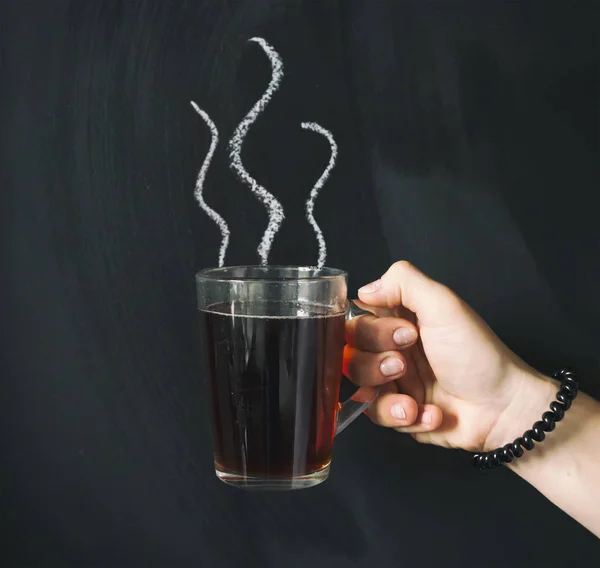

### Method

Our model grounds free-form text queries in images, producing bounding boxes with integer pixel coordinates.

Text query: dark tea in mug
[196,265,376,490]
[200,301,345,483]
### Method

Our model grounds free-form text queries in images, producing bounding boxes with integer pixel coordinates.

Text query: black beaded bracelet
[473,368,579,470]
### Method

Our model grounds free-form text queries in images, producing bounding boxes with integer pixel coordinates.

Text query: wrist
[477,367,600,537]
[483,366,558,453]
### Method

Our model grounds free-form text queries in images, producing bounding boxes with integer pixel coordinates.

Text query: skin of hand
[346,261,570,453]
[345,260,600,537]
[345,260,534,452]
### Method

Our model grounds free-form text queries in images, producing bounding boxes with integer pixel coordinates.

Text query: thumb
[357,261,462,328]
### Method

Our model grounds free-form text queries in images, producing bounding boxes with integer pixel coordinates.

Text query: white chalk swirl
[190,101,230,267]
[227,37,285,265]
[301,122,338,269]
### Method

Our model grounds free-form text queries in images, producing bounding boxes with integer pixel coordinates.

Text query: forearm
[488,369,600,537]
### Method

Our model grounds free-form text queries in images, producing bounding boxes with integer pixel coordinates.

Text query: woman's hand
[345,261,551,453]
[346,260,600,536]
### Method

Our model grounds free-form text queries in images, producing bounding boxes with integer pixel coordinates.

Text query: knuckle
[389,260,413,276]
[393,259,413,270]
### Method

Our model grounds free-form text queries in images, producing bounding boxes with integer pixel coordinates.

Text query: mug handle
[335,300,380,435]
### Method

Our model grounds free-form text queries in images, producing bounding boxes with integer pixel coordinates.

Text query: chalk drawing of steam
[191,37,337,268]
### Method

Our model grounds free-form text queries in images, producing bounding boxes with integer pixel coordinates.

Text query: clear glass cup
[196,265,378,490]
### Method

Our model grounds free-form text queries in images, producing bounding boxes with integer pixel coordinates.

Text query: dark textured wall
[2,1,598,566]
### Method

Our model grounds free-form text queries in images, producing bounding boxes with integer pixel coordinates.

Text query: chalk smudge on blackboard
[301,122,338,269]
[190,102,230,267]
[228,37,285,266]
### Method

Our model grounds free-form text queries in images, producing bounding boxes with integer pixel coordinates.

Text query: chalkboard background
[2,1,599,566]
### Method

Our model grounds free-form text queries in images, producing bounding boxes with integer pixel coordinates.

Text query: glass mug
[196,265,379,490]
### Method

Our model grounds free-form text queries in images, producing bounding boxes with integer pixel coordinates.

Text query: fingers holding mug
[343,346,408,386]
[345,312,418,353]
[364,384,443,432]
[365,383,420,427]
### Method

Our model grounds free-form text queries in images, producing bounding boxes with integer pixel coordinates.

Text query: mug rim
[195,265,347,284]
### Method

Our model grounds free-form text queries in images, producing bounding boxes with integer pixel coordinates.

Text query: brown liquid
[200,302,345,478]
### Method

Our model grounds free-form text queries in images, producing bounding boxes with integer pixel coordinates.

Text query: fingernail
[380,357,404,376]
[358,279,381,294]
[422,411,432,425]
[391,403,406,420]
[393,327,417,345]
